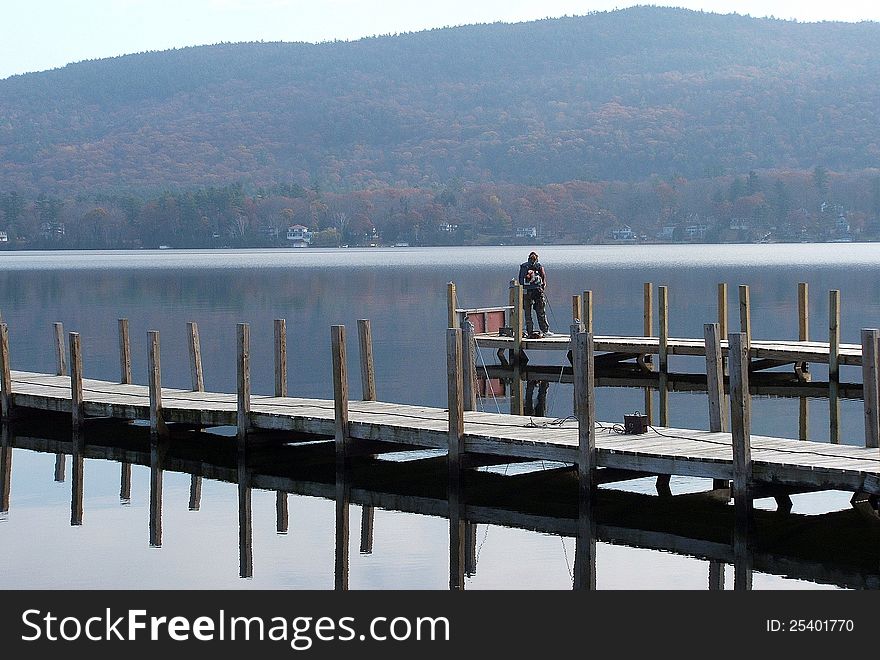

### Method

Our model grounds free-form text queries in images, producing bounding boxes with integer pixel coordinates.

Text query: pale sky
[1,1,879,80]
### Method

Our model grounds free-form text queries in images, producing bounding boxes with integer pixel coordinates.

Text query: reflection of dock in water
[3,417,880,590]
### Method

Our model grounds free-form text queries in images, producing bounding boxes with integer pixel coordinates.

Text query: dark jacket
[518,260,546,291]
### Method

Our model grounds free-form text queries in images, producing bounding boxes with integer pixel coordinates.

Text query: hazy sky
[2,1,879,80]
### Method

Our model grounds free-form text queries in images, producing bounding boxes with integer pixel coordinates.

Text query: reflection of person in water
[524,380,548,417]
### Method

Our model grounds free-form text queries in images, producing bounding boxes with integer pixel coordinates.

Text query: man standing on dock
[518,251,552,338]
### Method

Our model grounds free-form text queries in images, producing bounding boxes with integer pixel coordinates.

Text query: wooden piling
[572,294,581,324]
[643,283,653,337]
[187,322,205,392]
[728,332,752,504]
[705,323,729,490]
[461,321,477,412]
[574,330,596,496]
[331,325,349,458]
[237,323,251,447]
[447,282,459,329]
[659,371,669,427]
[582,290,593,335]
[69,332,84,430]
[509,282,522,359]
[795,284,811,441]
[704,323,726,433]
[657,285,670,426]
[829,290,841,444]
[274,319,288,398]
[658,285,669,372]
[53,322,66,376]
[829,290,841,381]
[0,324,11,420]
[798,282,809,342]
[510,363,523,416]
[118,319,132,385]
[357,319,376,402]
[738,285,751,349]
[717,283,728,338]
[147,330,166,440]
[446,328,465,476]
[861,328,880,449]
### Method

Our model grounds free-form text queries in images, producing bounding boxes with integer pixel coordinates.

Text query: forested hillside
[1,7,879,247]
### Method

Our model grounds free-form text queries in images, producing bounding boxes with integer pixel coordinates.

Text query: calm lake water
[2,244,880,590]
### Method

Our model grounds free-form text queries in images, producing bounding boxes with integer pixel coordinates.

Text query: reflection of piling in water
[276,492,289,534]
[54,453,66,483]
[729,332,753,517]
[120,463,131,502]
[829,290,841,444]
[149,440,163,547]
[238,454,252,579]
[188,474,201,511]
[335,468,349,591]
[359,505,374,554]
[9,418,880,589]
[70,431,84,526]
[1,426,11,514]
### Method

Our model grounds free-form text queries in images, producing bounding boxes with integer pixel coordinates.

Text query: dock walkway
[474,333,864,366]
[8,369,880,496]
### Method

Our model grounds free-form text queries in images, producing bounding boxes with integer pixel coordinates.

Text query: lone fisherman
[517,251,553,338]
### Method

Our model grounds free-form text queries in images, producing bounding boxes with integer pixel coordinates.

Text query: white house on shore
[287,224,312,247]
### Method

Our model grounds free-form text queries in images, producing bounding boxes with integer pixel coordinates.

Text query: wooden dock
[453,281,861,370]
[4,306,880,589]
[474,333,864,366]
[2,299,880,521]
[4,360,880,497]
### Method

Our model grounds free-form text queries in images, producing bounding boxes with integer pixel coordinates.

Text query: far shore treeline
[1,7,879,248]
